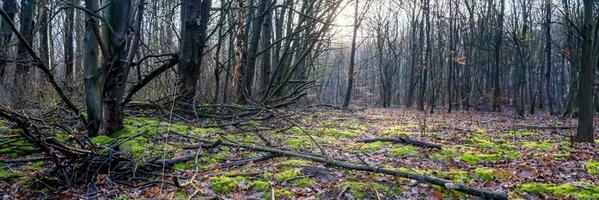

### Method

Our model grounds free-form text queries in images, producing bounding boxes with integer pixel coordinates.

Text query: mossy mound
[314,127,360,139]
[360,141,390,151]
[388,145,418,157]
[251,180,270,191]
[521,141,554,150]
[518,182,599,200]
[275,169,302,182]
[209,176,245,194]
[265,188,292,200]
[473,168,494,181]
[584,160,599,174]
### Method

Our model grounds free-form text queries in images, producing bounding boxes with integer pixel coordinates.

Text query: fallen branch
[359,137,442,149]
[512,125,575,130]
[214,139,507,200]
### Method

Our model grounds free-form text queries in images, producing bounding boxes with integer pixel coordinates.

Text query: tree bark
[12,0,35,108]
[0,0,17,83]
[342,0,360,109]
[177,0,213,102]
[574,0,594,143]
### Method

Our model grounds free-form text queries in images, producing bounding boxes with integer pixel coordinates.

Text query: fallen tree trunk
[359,137,442,149]
[214,139,507,200]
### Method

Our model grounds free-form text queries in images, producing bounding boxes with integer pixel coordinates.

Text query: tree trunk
[64,0,76,91]
[99,0,132,134]
[177,0,213,102]
[342,0,360,109]
[259,0,273,98]
[544,0,554,115]
[12,0,35,108]
[492,0,505,112]
[0,0,17,83]
[83,0,102,136]
[574,0,594,143]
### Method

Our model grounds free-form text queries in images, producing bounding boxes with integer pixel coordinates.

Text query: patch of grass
[251,180,270,192]
[584,160,599,174]
[473,168,494,181]
[388,145,418,157]
[517,182,599,200]
[275,169,302,182]
[360,141,390,151]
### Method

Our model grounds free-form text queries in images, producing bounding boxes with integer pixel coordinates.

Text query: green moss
[459,152,502,164]
[123,117,221,136]
[518,182,599,199]
[30,161,44,170]
[0,168,21,179]
[120,139,148,158]
[89,135,113,145]
[552,153,570,159]
[360,141,390,151]
[285,136,315,149]
[212,150,231,160]
[559,141,572,150]
[475,130,487,136]
[463,137,494,149]
[174,189,187,198]
[506,131,536,137]
[521,141,554,150]
[432,148,460,161]
[275,169,301,182]
[251,180,270,191]
[584,160,599,174]
[382,125,409,137]
[292,178,315,187]
[279,159,311,167]
[209,176,243,194]
[388,145,418,157]
[473,168,494,181]
[265,189,293,200]
[432,170,471,184]
[315,127,360,139]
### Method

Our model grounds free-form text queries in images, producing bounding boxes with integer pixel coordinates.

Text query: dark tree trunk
[342,0,360,109]
[574,0,594,143]
[544,0,554,115]
[64,0,76,91]
[0,0,17,83]
[177,0,213,102]
[13,0,35,108]
[492,0,505,112]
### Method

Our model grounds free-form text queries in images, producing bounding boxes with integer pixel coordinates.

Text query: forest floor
[0,107,598,199]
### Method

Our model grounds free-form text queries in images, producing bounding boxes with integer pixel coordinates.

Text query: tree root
[359,137,442,149]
